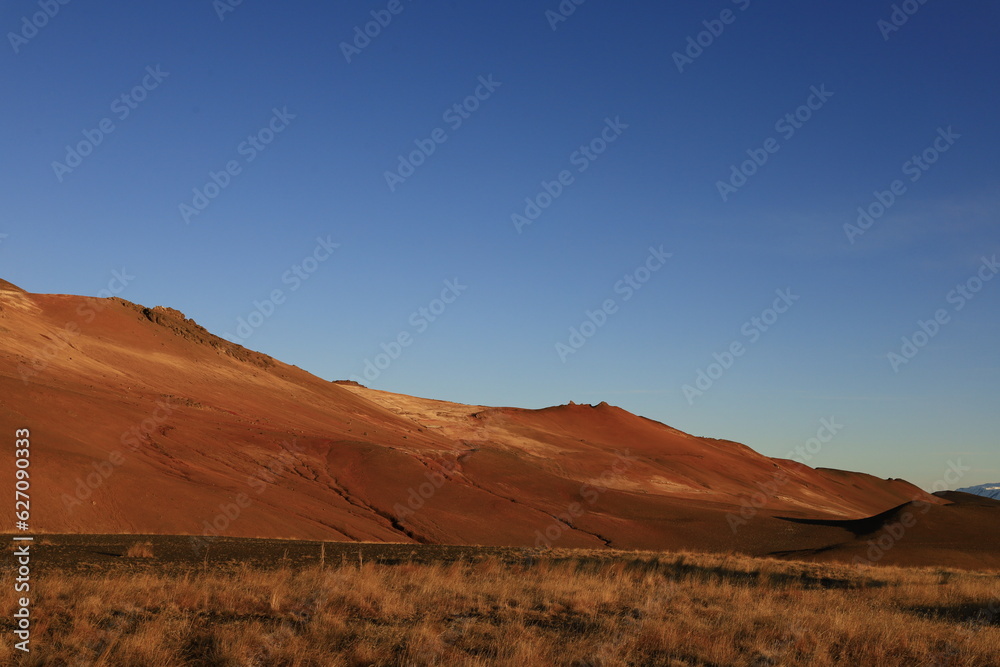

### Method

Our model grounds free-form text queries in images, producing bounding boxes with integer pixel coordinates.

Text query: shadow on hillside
[905,603,1000,626]
[774,502,915,537]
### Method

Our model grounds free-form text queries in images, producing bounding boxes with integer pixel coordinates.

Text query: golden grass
[1,550,998,666]
[124,542,155,559]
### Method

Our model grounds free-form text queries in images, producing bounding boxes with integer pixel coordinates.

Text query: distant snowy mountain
[956,484,1000,500]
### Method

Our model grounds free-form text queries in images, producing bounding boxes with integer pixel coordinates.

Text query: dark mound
[934,490,1000,507]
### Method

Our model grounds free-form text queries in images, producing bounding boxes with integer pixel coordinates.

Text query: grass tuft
[124,541,155,558]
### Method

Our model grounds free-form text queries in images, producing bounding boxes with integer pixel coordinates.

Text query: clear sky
[2,1,997,491]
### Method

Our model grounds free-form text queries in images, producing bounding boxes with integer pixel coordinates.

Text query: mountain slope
[3,281,994,568]
[956,483,1000,501]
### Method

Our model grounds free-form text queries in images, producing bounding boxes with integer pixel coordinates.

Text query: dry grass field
[2,543,998,666]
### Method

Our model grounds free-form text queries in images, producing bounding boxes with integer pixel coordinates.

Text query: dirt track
[18,534,546,572]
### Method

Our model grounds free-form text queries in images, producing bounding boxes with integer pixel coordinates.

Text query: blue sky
[2,0,998,491]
